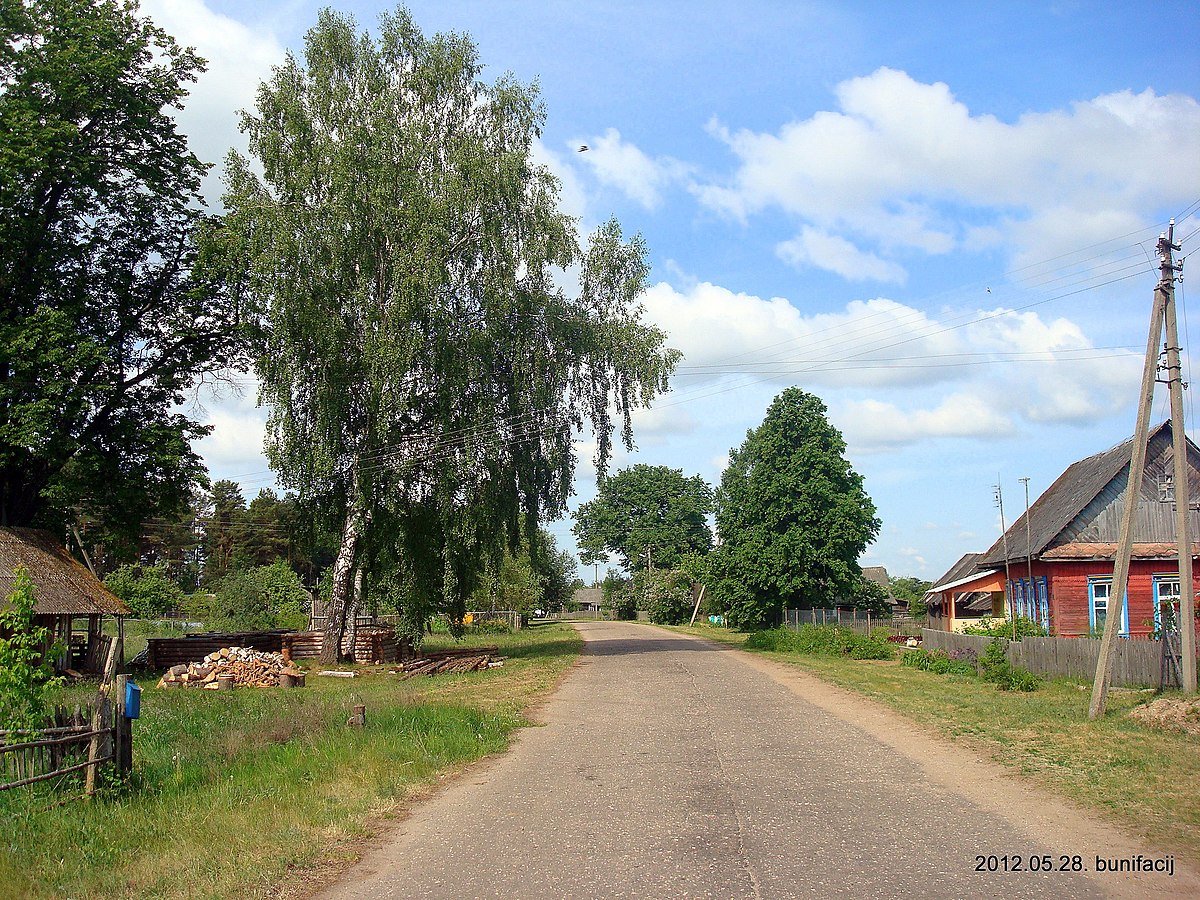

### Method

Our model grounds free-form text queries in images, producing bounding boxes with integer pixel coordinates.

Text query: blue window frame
[1035,577,1049,630]
[1088,578,1128,636]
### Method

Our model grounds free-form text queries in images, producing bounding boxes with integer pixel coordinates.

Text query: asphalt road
[321,621,1195,899]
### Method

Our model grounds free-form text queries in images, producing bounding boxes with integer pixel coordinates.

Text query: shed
[0,527,130,673]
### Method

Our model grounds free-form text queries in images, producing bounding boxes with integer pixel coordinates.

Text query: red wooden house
[927,421,1200,639]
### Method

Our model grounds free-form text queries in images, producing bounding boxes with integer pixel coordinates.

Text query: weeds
[745,624,895,660]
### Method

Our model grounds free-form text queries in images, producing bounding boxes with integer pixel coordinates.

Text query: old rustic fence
[0,687,131,795]
[919,629,1162,687]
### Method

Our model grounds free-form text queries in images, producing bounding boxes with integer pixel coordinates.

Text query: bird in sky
[577,145,588,152]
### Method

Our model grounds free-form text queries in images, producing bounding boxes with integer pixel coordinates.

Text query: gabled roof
[0,527,130,616]
[861,566,892,595]
[927,552,987,596]
[979,421,1186,567]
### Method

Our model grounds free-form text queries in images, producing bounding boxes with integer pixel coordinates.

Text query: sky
[144,0,1200,584]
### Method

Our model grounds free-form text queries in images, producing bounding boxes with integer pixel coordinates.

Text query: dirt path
[319,621,1198,899]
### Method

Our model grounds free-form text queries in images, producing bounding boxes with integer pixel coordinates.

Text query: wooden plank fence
[919,629,1163,687]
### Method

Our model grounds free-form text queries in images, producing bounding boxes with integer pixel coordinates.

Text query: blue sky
[147,1,1200,583]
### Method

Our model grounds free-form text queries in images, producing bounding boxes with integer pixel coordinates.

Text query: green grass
[671,622,1200,864]
[0,623,581,899]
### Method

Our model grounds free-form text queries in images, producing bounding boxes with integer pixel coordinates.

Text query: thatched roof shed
[0,527,129,617]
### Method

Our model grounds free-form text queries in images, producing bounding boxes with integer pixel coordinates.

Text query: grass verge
[0,623,581,899]
[671,622,1200,864]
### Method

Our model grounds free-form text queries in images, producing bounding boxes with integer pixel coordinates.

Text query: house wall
[1038,558,1200,638]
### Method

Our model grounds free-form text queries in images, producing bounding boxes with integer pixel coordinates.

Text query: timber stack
[156,647,304,689]
[399,651,502,678]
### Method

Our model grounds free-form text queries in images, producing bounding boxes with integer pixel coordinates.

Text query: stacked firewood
[399,652,503,678]
[157,647,304,689]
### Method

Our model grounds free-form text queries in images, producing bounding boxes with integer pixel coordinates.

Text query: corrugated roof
[978,421,1177,567]
[0,527,130,616]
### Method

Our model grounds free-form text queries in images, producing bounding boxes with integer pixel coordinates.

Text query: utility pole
[1020,477,1034,622]
[994,481,1014,639]
[1090,226,1171,718]
[1159,222,1197,693]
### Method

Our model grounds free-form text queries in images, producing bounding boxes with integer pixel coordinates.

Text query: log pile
[156,647,304,689]
[284,627,404,664]
[398,651,503,678]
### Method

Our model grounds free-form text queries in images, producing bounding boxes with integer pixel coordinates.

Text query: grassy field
[671,622,1200,863]
[0,623,581,899]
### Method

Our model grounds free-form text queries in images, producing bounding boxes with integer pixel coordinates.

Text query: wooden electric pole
[1090,225,1173,718]
[1160,222,1197,693]
[994,482,1014,639]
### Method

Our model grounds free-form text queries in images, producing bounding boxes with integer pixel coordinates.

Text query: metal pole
[995,482,1013,638]
[1159,221,1197,692]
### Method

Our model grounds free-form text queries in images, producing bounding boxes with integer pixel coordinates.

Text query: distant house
[860,565,901,612]
[571,587,604,613]
[0,527,130,673]
[928,422,1200,638]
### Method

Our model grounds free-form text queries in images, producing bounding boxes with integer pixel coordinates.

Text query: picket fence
[919,629,1164,688]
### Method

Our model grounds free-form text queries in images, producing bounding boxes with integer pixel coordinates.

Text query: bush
[469,617,513,635]
[202,562,310,632]
[745,624,895,660]
[962,616,1047,639]
[979,637,1042,691]
[602,574,637,620]
[901,648,977,676]
[105,563,185,618]
[0,568,63,732]
[643,570,694,625]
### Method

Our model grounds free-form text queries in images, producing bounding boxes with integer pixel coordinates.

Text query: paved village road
[321,622,1197,900]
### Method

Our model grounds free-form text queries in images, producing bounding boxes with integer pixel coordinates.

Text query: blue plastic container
[124,681,141,719]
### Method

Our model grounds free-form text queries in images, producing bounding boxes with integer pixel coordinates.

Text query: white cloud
[836,393,1014,450]
[696,67,1200,277]
[776,227,907,284]
[141,0,285,205]
[574,128,690,210]
[637,280,1141,449]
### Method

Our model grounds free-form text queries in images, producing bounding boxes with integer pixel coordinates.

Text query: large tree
[0,0,251,544]
[573,463,713,572]
[712,388,880,630]
[223,7,678,661]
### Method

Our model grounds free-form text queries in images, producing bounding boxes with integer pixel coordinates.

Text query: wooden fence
[919,629,1164,687]
[0,684,131,795]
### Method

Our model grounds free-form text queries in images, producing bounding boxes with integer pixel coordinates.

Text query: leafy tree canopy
[712,388,880,630]
[104,562,185,618]
[890,576,932,605]
[0,0,253,545]
[223,6,678,660]
[573,463,714,572]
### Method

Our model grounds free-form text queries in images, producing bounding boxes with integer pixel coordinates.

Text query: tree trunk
[320,493,364,664]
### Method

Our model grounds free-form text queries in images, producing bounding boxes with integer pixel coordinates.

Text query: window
[1154,577,1181,632]
[1089,578,1128,636]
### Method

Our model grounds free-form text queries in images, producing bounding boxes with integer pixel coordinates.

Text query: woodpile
[156,647,304,689]
[398,650,504,678]
[283,627,404,664]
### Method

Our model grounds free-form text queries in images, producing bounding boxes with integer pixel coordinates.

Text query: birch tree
[223,7,678,661]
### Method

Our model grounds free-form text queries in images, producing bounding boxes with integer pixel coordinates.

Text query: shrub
[643,570,694,625]
[979,637,1042,692]
[901,647,977,676]
[204,562,310,632]
[962,616,1047,639]
[469,617,513,635]
[0,568,64,732]
[105,563,185,618]
[745,624,894,660]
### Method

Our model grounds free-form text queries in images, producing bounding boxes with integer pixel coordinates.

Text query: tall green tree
[712,388,880,630]
[573,463,714,572]
[223,7,678,661]
[0,0,252,542]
